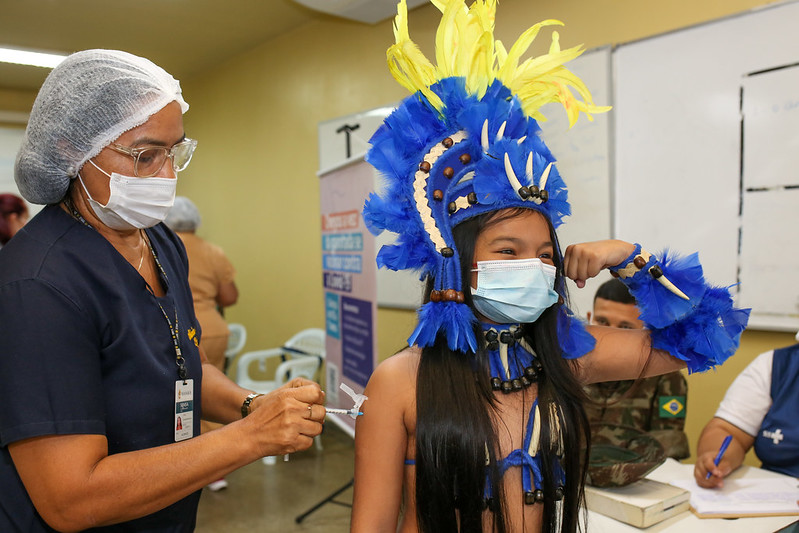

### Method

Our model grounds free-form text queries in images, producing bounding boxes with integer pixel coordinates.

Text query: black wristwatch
[241,392,263,418]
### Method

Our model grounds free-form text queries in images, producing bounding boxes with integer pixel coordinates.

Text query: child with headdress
[352,1,750,532]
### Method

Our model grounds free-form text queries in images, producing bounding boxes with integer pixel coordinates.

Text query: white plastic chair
[235,328,325,463]
[224,323,247,376]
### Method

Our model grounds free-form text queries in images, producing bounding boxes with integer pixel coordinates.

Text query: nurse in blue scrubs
[0,50,325,533]
[694,334,799,487]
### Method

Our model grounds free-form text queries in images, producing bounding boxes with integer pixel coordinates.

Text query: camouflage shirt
[583,371,689,460]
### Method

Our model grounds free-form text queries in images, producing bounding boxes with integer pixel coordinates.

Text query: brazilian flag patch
[659,396,686,418]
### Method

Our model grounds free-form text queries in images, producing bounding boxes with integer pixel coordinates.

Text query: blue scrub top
[0,205,203,532]
[754,344,799,477]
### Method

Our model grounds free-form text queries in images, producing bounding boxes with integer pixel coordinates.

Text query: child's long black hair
[415,208,591,533]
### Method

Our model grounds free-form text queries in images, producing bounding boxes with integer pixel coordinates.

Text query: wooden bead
[444,289,458,301]
[430,290,442,303]
[501,381,513,394]
[524,491,536,505]
[467,192,478,204]
[443,166,454,179]
[539,189,549,202]
[633,255,647,269]
[433,189,444,201]
[485,330,498,342]
[419,160,431,173]
[454,291,465,304]
[491,377,502,391]
[440,247,454,257]
[459,153,471,164]
[448,202,457,214]
[649,264,663,279]
[442,137,454,148]
[512,379,522,391]
[518,186,531,199]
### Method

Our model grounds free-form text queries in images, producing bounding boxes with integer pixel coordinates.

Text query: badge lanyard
[65,198,187,380]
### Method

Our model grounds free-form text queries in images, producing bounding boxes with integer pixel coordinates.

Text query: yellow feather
[384,0,609,125]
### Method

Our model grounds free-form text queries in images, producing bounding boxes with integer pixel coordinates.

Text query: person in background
[0,49,324,533]
[694,330,799,487]
[165,196,239,491]
[584,278,690,460]
[0,193,29,247]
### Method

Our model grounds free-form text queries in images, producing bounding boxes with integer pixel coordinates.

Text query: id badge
[175,379,194,442]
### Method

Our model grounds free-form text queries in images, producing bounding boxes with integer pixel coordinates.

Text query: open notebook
[671,474,799,518]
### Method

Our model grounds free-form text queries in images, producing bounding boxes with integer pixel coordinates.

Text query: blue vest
[753,344,799,477]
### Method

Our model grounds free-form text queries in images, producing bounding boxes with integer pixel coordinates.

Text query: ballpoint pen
[706,434,733,479]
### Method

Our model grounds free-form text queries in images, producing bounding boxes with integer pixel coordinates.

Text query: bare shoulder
[363,347,420,414]
[373,346,420,382]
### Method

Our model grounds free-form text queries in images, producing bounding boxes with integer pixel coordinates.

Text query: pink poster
[319,159,377,437]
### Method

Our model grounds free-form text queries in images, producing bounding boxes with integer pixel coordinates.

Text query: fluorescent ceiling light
[0,47,68,68]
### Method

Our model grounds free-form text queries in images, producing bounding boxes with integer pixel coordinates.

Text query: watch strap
[241,392,263,418]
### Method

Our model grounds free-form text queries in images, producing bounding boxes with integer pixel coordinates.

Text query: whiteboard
[739,64,799,329]
[614,0,799,331]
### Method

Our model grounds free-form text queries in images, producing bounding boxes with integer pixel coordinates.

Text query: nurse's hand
[563,240,636,288]
[245,379,325,458]
[694,450,733,488]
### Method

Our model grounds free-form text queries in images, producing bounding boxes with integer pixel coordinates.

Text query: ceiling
[0,0,336,93]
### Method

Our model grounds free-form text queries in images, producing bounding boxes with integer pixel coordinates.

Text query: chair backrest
[282,328,325,359]
[275,357,321,384]
[225,323,247,359]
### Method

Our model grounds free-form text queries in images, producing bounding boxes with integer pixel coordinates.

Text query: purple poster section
[319,159,377,437]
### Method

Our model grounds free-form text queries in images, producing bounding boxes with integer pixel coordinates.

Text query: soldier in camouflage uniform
[584,279,689,486]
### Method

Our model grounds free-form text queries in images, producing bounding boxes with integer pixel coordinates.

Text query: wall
[180,0,782,462]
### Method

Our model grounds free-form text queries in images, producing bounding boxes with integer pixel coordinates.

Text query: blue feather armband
[610,245,750,373]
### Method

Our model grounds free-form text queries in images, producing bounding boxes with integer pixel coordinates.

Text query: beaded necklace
[481,323,565,508]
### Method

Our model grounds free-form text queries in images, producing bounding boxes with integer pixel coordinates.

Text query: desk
[585,459,798,532]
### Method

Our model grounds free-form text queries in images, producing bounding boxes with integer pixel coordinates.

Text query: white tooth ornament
[525,152,534,182]
[528,404,541,457]
[496,121,507,142]
[481,119,490,152]
[650,266,690,300]
[539,162,553,193]
[504,152,525,198]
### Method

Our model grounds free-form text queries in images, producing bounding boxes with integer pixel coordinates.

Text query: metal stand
[294,478,354,524]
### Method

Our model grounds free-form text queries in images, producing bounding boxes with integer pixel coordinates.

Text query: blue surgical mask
[471,258,559,324]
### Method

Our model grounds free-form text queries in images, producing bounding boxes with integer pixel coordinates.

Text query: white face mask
[79,159,177,231]
[471,258,559,324]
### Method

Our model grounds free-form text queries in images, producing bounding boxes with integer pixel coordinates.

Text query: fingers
[280,381,325,404]
[563,240,636,285]
[694,454,728,488]
[244,389,325,458]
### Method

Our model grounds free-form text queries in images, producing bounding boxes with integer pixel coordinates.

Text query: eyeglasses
[107,138,198,177]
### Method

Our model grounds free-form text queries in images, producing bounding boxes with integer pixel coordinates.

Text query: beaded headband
[362,0,609,353]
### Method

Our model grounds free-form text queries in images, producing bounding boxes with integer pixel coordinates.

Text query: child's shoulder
[367,346,420,394]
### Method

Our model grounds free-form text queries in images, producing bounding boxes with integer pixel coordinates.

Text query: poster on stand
[319,158,377,437]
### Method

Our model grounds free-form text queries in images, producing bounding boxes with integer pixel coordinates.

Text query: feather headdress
[363,0,609,353]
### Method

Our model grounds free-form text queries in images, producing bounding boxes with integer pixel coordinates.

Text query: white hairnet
[164,196,201,232]
[15,49,189,205]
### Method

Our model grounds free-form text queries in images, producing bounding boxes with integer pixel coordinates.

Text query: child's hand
[563,240,636,288]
